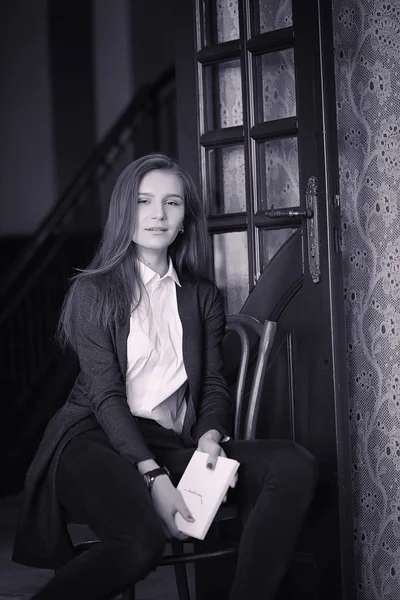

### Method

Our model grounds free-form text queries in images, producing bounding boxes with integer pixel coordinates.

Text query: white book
[174,450,240,540]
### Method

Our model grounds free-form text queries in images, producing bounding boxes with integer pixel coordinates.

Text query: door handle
[263,176,321,284]
[305,175,320,284]
[263,208,313,219]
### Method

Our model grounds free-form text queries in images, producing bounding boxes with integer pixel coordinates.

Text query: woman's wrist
[199,429,222,443]
[137,458,159,475]
[142,467,170,493]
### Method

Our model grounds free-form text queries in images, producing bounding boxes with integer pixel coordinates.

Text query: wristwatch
[142,466,170,493]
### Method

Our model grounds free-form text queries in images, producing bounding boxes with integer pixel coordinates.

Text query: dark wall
[130,0,175,89]
[93,0,133,141]
[173,0,200,188]
[130,0,200,185]
[48,0,96,195]
[0,0,56,236]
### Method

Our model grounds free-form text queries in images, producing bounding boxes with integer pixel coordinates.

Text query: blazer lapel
[176,280,202,445]
[176,282,200,395]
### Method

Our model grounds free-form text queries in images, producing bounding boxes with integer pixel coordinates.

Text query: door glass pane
[204,60,243,130]
[259,228,297,271]
[255,50,296,122]
[216,0,239,43]
[207,146,246,214]
[257,138,300,210]
[213,232,248,314]
[251,0,292,35]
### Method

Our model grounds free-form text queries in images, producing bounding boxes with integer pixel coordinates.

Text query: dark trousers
[33,419,318,600]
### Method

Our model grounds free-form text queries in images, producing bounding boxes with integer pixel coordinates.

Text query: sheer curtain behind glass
[212,2,247,314]
[213,1,298,313]
[258,0,292,32]
[216,0,239,42]
[217,60,243,128]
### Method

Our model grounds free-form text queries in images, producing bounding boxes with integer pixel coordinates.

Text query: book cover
[174,450,240,540]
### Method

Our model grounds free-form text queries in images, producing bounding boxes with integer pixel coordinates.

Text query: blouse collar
[137,256,181,287]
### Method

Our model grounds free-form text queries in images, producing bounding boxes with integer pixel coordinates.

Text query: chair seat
[161,541,238,566]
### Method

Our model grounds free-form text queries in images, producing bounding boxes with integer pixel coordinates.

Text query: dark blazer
[12,275,233,569]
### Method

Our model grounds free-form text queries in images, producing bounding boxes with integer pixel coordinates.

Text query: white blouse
[126,257,188,434]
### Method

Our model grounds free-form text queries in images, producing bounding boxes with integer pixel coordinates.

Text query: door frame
[316,0,355,595]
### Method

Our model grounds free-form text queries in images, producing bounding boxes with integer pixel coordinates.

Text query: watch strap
[142,467,169,493]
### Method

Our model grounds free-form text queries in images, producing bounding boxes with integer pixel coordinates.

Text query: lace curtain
[333,1,400,598]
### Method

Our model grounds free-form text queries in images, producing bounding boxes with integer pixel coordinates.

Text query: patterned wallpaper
[333,0,400,598]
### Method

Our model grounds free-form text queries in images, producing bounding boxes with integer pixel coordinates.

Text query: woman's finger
[206,448,220,470]
[206,441,227,470]
[175,493,195,523]
[166,516,189,540]
[230,472,239,488]
[169,510,191,540]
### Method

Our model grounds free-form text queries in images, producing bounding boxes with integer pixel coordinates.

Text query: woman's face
[132,169,185,259]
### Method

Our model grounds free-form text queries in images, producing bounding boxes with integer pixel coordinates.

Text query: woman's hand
[197,429,225,468]
[150,474,194,540]
[197,430,238,496]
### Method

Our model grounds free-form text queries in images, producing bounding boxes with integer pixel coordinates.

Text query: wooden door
[193,0,355,598]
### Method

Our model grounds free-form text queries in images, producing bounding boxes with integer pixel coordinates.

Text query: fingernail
[188,515,195,521]
[207,462,213,469]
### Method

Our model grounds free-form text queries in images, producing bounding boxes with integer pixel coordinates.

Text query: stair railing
[0,67,176,421]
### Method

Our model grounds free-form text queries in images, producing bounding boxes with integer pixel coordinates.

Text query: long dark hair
[58,153,212,348]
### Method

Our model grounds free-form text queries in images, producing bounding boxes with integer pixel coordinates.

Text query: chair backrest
[225,315,277,441]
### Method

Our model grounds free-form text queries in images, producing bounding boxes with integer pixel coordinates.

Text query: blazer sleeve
[71,280,155,465]
[194,283,233,441]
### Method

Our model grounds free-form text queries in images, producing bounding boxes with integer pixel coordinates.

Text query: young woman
[13,153,317,599]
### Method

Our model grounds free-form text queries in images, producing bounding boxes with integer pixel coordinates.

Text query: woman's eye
[138,198,180,206]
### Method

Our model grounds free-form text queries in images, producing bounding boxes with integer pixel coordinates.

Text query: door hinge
[333,194,343,253]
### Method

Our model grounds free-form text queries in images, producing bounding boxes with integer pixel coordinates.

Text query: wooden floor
[0,494,195,600]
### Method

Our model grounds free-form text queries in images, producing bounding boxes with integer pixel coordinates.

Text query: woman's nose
[152,203,167,219]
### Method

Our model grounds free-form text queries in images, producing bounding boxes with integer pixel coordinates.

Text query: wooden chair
[68,314,277,600]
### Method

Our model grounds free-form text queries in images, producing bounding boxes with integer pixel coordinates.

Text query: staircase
[0,67,176,496]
